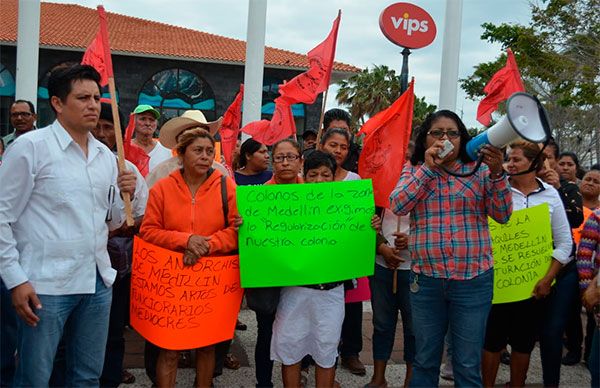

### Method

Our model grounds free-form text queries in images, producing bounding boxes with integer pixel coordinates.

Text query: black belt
[302,282,343,291]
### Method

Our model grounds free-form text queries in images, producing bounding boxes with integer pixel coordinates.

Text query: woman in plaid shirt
[389,110,512,387]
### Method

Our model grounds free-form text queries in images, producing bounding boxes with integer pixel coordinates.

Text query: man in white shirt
[0,64,137,387]
[131,104,172,171]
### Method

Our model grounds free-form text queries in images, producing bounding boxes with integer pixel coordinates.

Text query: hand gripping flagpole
[98,6,134,227]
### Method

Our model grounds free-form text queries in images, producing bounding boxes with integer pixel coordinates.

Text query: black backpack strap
[221,175,229,227]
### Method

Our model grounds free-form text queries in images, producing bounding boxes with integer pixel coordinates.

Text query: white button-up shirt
[0,120,129,294]
[510,178,573,264]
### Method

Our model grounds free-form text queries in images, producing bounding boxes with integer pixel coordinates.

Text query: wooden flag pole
[95,5,134,227]
[107,76,134,227]
[393,216,399,294]
[316,87,330,145]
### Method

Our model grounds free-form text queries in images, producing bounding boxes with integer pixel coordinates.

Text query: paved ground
[123,305,592,387]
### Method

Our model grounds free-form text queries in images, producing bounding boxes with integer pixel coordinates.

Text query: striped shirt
[576,208,600,291]
[389,161,512,280]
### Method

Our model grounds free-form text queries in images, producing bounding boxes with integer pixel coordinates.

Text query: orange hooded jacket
[140,168,238,254]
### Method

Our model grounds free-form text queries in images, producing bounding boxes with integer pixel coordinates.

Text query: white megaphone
[466,92,550,160]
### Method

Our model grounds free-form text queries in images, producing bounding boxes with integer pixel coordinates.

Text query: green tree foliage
[335,64,436,130]
[460,0,600,166]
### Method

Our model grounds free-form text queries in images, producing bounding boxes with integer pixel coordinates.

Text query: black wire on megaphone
[435,139,552,178]
[436,94,553,179]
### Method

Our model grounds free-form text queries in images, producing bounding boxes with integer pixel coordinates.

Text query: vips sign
[379,2,437,49]
[130,237,243,350]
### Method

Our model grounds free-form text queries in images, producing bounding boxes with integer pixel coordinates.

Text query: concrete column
[438,0,463,111]
[241,0,267,140]
[15,0,41,110]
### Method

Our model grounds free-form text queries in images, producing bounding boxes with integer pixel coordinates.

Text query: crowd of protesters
[0,64,599,388]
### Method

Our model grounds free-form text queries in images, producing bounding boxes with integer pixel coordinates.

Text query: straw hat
[159,110,223,149]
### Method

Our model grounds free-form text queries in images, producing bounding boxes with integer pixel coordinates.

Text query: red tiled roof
[0,0,360,73]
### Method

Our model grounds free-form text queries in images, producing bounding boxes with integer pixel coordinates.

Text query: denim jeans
[409,269,493,388]
[370,266,415,363]
[13,272,112,387]
[0,280,17,387]
[539,261,579,387]
[100,274,130,387]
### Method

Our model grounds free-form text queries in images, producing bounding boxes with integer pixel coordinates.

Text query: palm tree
[336,65,436,130]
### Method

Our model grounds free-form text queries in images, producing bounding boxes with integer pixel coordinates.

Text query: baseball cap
[133,104,160,119]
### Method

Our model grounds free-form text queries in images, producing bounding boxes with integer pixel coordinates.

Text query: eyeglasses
[11,112,33,118]
[427,129,461,139]
[273,154,300,163]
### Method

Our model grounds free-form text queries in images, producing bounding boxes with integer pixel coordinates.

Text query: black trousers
[564,283,584,356]
[255,311,276,387]
[340,301,363,358]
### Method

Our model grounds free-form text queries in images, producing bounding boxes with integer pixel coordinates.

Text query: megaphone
[466,92,551,160]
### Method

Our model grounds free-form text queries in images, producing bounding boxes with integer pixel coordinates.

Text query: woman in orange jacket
[140,127,238,388]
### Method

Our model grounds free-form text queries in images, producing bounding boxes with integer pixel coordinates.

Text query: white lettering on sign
[391,14,429,36]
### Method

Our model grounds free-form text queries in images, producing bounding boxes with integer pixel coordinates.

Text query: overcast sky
[52,0,533,129]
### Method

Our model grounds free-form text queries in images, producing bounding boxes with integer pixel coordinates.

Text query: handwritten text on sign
[237,180,376,287]
[130,237,243,350]
[489,203,553,304]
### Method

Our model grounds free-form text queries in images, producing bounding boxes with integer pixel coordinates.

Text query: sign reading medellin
[130,237,243,350]
[379,2,437,49]
[488,203,553,304]
[237,180,376,288]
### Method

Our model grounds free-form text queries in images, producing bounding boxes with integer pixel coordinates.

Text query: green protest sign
[489,203,553,304]
[237,180,376,287]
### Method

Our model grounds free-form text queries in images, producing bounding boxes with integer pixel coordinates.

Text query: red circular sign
[379,2,437,49]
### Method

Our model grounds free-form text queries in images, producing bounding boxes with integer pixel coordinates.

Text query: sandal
[224,353,241,370]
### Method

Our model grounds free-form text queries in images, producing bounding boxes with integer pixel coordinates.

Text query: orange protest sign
[130,237,243,350]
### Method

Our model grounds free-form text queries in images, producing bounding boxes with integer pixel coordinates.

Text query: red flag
[241,98,296,146]
[358,80,415,208]
[278,11,341,105]
[123,113,150,177]
[81,6,113,86]
[476,48,525,126]
[220,84,244,170]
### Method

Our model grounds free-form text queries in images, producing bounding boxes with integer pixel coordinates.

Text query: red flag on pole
[123,113,150,177]
[81,6,113,86]
[358,79,415,208]
[241,97,296,146]
[220,84,244,170]
[278,11,341,105]
[476,48,525,126]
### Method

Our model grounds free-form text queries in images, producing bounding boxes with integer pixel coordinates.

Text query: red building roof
[0,0,359,73]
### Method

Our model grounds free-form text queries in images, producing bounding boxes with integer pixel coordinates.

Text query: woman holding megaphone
[389,110,512,387]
